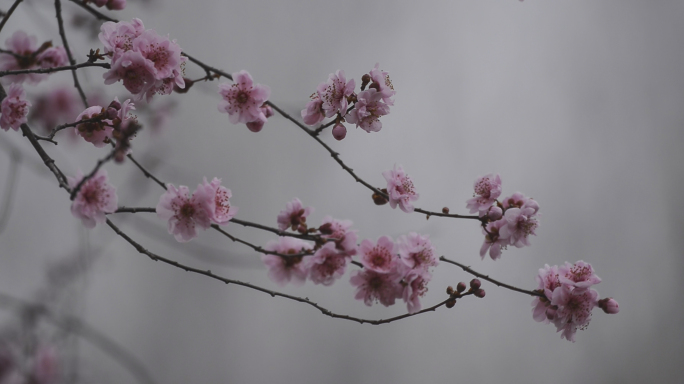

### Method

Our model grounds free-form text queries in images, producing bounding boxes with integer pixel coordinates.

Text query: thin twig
[69,150,115,200]
[69,0,115,22]
[0,0,23,33]
[0,62,109,77]
[439,256,543,297]
[55,0,88,107]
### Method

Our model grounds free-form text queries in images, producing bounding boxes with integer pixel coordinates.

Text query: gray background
[0,0,683,383]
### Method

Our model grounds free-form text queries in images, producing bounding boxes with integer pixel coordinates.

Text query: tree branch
[439,256,543,297]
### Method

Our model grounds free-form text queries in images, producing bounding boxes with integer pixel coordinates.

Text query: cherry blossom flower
[74,105,113,147]
[277,198,313,231]
[345,88,390,133]
[318,215,357,255]
[382,164,419,213]
[193,177,238,225]
[301,94,325,126]
[368,63,395,106]
[218,70,271,124]
[598,298,619,314]
[133,29,184,81]
[359,236,397,273]
[401,270,430,314]
[156,183,211,242]
[261,237,313,286]
[499,197,539,248]
[479,219,508,260]
[465,173,502,217]
[350,268,402,307]
[0,30,46,84]
[558,260,601,290]
[318,70,355,118]
[306,242,349,286]
[397,232,437,273]
[551,285,598,342]
[36,46,68,70]
[245,104,274,132]
[104,50,157,98]
[68,169,118,228]
[99,18,145,55]
[1,83,31,132]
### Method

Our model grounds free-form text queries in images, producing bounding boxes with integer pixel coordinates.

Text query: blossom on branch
[277,198,313,231]
[359,236,397,273]
[318,70,355,118]
[1,83,31,131]
[350,268,402,307]
[193,177,238,225]
[74,105,113,147]
[218,70,271,129]
[301,93,325,126]
[68,169,118,228]
[368,63,395,106]
[305,242,350,286]
[261,237,313,286]
[156,183,212,242]
[382,164,419,213]
[466,173,502,217]
[345,88,390,133]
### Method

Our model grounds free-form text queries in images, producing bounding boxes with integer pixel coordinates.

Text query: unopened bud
[470,279,481,290]
[105,107,118,120]
[474,289,486,298]
[107,99,121,111]
[598,298,619,314]
[445,298,456,308]
[446,286,454,295]
[360,74,371,90]
[545,307,557,320]
[442,207,450,214]
[318,223,333,235]
[487,206,503,221]
[372,191,388,205]
[332,123,347,141]
[297,225,307,234]
[456,282,467,293]
[174,78,194,94]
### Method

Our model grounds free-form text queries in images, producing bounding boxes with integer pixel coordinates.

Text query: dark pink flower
[261,237,313,286]
[133,29,184,81]
[218,70,271,124]
[465,174,502,217]
[68,169,118,228]
[318,70,355,118]
[306,242,349,286]
[345,88,390,133]
[277,198,313,231]
[1,83,31,131]
[359,236,397,273]
[382,164,419,213]
[106,0,126,10]
[99,18,145,54]
[156,183,212,242]
[499,195,539,248]
[194,177,238,225]
[551,286,598,342]
[350,269,402,307]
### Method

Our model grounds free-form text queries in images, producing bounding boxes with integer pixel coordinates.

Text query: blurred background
[0,0,683,383]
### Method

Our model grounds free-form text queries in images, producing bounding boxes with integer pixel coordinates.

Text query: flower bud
[332,123,347,140]
[598,298,619,314]
[469,279,481,290]
[445,298,456,308]
[105,107,118,120]
[474,289,486,298]
[545,306,557,320]
[487,206,503,221]
[446,286,454,295]
[246,120,265,132]
[107,99,121,110]
[442,207,450,214]
[360,74,371,91]
[372,192,388,205]
[456,282,467,293]
[318,223,333,235]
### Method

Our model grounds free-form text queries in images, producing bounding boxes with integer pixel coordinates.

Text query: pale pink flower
[318,70,355,118]
[331,123,346,140]
[350,269,402,307]
[74,105,113,147]
[0,30,47,84]
[598,298,619,314]
[99,19,145,54]
[277,198,313,231]
[499,197,539,248]
[103,50,157,98]
[397,232,437,272]
[558,260,601,290]
[359,236,397,273]
[301,94,325,126]
[261,237,313,286]
[156,183,211,242]
[479,219,508,260]
[465,174,502,217]
[345,88,390,133]
[36,46,68,69]
[245,104,273,132]
[501,192,530,210]
[306,242,349,286]
[551,285,599,342]
[218,70,271,124]
[133,30,184,80]
[193,177,238,225]
[531,264,561,323]
[318,215,358,255]
[401,270,430,314]
[1,83,31,131]
[382,164,419,213]
[368,63,395,106]
[68,169,118,229]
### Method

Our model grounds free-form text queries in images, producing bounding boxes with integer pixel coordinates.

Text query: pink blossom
[36,46,68,69]
[551,285,599,342]
[0,30,47,84]
[261,237,313,286]
[359,236,397,273]
[318,70,355,118]
[401,271,430,314]
[245,104,273,132]
[331,123,346,140]
[306,242,349,286]
[465,173,502,217]
[598,298,619,314]
[156,183,211,242]
[1,83,31,131]
[479,219,508,260]
[345,88,390,133]
[67,170,118,228]
[99,19,145,54]
[193,177,238,225]
[382,164,419,213]
[74,105,113,147]
[499,197,539,248]
[558,260,601,290]
[277,198,313,231]
[350,269,402,307]
[318,215,358,255]
[301,94,325,126]
[531,264,561,322]
[397,232,437,272]
[133,29,184,81]
[103,50,157,98]
[368,63,395,106]
[218,70,271,124]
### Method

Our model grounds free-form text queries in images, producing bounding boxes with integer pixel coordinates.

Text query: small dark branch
[69,150,115,200]
[126,153,167,190]
[0,0,23,33]
[46,116,103,140]
[68,0,116,22]
[106,217,453,325]
[351,260,363,268]
[211,225,313,258]
[0,293,158,384]
[265,101,315,135]
[414,208,482,221]
[55,0,88,107]
[0,149,20,236]
[0,62,109,77]
[115,206,156,214]
[181,52,232,80]
[32,134,58,145]
[439,256,544,297]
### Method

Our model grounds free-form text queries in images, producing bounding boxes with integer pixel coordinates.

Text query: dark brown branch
[55,0,88,107]
[0,61,109,77]
[69,0,115,22]
[126,153,167,190]
[439,256,544,297]
[0,0,23,33]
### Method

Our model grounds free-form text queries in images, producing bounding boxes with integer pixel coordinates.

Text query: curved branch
[0,62,109,77]
[55,0,88,107]
[0,0,23,33]
[439,256,543,297]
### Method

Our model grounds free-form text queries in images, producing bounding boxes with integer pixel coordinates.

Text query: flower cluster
[89,0,126,10]
[218,70,272,132]
[99,19,186,100]
[0,83,31,131]
[466,174,540,260]
[301,64,394,139]
[0,30,68,84]
[532,261,618,342]
[73,97,140,160]
[277,198,313,231]
[382,164,419,213]
[68,169,118,228]
[156,177,237,242]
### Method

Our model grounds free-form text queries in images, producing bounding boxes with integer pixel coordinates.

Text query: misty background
[0,0,683,383]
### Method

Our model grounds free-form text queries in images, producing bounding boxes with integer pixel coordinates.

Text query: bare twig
[55,0,88,107]
[439,256,543,297]
[0,62,109,77]
[69,150,115,200]
[0,0,23,33]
